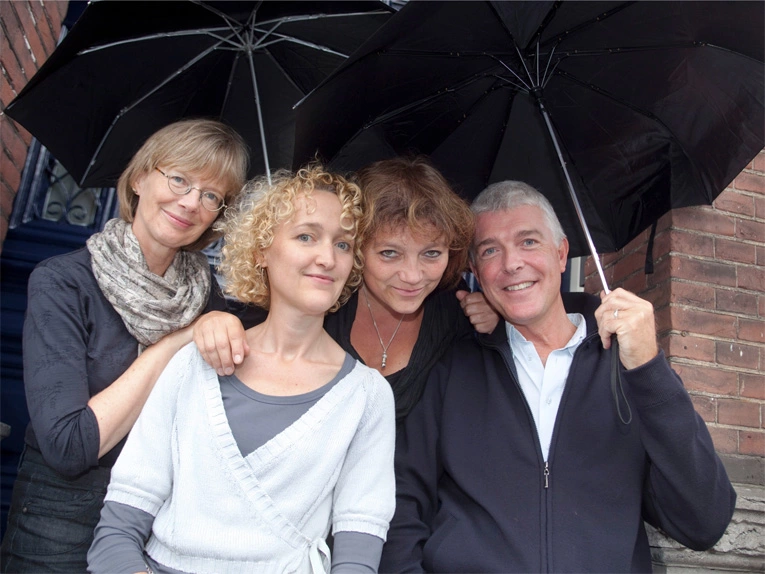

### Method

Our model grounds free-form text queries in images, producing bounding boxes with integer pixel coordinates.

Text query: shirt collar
[506,313,587,356]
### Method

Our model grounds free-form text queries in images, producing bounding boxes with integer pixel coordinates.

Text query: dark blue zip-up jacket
[381,292,735,573]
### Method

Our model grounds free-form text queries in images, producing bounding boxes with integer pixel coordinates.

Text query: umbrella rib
[490,53,531,92]
[362,74,493,128]
[250,29,349,58]
[254,11,392,28]
[78,28,245,55]
[219,51,242,121]
[536,1,635,51]
[80,41,228,184]
[189,0,251,45]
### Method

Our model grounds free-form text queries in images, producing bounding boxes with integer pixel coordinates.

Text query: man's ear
[557,237,569,273]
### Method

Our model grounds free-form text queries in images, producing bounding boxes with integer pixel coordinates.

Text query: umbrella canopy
[294,0,765,270]
[3,0,393,188]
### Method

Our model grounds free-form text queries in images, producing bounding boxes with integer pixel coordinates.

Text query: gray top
[89,353,382,573]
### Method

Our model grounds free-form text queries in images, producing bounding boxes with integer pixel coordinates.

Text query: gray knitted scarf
[87,219,210,347]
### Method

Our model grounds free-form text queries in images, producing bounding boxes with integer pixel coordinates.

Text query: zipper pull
[544,461,550,489]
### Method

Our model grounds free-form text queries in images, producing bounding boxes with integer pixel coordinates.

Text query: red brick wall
[585,152,765,484]
[0,0,68,253]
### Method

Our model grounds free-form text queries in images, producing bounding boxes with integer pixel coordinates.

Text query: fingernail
[225,367,234,375]
[234,355,242,363]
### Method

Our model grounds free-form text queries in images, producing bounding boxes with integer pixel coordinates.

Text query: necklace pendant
[381,351,387,369]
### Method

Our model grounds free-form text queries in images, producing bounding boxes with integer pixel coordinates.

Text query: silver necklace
[362,285,404,369]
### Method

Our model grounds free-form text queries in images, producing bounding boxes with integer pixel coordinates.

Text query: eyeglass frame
[154,167,227,212]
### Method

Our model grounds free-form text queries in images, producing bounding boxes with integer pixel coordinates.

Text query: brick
[656,211,673,234]
[739,430,765,456]
[733,172,765,194]
[667,333,714,362]
[0,184,15,217]
[615,272,647,297]
[670,257,737,288]
[668,229,714,258]
[0,1,16,23]
[712,190,755,217]
[0,118,28,171]
[0,216,7,254]
[738,318,765,345]
[42,1,66,39]
[52,0,70,22]
[4,16,35,83]
[757,245,765,266]
[715,340,761,370]
[753,152,765,172]
[741,373,765,400]
[671,307,738,339]
[718,398,761,428]
[739,265,765,291]
[755,196,765,219]
[716,289,758,315]
[0,30,25,94]
[651,228,671,260]
[670,207,736,236]
[14,3,46,68]
[670,281,715,308]
[1,69,18,107]
[641,285,669,310]
[714,237,756,264]
[736,219,764,243]
[655,305,671,336]
[611,249,647,285]
[1,160,21,194]
[28,1,57,57]
[760,295,765,318]
[674,363,738,396]
[708,426,737,454]
[646,256,671,289]
[690,394,716,423]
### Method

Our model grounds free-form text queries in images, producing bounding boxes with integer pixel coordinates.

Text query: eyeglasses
[155,167,226,212]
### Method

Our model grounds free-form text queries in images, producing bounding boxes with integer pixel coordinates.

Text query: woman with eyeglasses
[0,119,249,573]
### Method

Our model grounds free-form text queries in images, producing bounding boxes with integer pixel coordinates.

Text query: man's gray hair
[471,180,566,245]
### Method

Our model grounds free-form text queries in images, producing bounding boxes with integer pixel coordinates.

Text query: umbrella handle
[610,337,632,425]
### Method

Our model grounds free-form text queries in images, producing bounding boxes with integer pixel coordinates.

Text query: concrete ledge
[649,483,765,573]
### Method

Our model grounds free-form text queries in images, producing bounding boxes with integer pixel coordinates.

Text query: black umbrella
[2,0,393,187]
[293,0,764,289]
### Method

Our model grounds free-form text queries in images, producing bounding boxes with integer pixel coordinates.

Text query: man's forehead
[475,206,548,238]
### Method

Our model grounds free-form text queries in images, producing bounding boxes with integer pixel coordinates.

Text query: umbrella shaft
[533,90,610,294]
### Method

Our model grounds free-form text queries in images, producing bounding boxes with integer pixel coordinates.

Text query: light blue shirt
[507,313,586,461]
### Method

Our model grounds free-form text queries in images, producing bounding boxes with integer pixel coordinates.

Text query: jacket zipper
[484,329,600,572]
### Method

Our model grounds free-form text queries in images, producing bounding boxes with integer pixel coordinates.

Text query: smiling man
[380,181,736,573]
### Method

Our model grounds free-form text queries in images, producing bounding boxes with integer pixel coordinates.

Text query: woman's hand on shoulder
[456,290,500,334]
[192,311,249,375]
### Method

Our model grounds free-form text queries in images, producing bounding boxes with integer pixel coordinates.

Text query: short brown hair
[219,164,364,312]
[355,156,474,289]
[117,119,249,251]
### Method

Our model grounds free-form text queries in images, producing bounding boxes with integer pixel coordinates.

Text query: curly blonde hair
[219,164,364,312]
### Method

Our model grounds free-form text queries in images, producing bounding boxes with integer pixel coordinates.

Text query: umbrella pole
[531,89,611,294]
[246,52,272,185]
[533,89,632,425]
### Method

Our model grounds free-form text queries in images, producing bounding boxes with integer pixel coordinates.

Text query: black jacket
[381,292,736,573]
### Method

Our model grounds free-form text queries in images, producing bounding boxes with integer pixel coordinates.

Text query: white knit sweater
[104,343,396,574]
